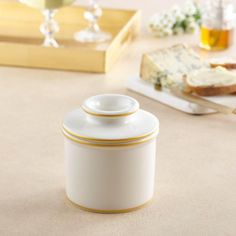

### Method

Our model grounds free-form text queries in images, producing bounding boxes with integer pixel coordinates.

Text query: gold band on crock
[81,105,139,118]
[62,128,158,148]
[66,196,153,214]
[62,124,158,143]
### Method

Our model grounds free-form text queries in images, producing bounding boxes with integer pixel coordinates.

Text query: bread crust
[210,63,236,70]
[186,83,236,96]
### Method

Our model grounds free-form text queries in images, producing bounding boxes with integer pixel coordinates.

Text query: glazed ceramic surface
[63,94,158,141]
[63,94,159,213]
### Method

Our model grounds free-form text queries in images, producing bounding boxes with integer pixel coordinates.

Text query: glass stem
[85,0,102,33]
[74,0,111,43]
[40,9,59,48]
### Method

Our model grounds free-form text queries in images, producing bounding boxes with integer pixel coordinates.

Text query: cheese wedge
[185,67,236,96]
[140,44,209,89]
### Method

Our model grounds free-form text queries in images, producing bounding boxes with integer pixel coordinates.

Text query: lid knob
[82,94,140,117]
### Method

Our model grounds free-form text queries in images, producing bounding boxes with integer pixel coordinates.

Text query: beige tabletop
[1,1,236,236]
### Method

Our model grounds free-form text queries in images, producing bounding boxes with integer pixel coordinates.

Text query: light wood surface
[0,1,236,236]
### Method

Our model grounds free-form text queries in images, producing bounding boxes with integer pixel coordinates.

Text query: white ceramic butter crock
[62,94,159,213]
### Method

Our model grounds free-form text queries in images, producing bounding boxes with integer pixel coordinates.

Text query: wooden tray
[0,2,140,72]
[128,77,236,115]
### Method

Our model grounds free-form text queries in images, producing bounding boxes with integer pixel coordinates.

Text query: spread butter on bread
[184,67,236,96]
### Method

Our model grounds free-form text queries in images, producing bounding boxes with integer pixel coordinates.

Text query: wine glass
[19,0,75,47]
[74,0,112,43]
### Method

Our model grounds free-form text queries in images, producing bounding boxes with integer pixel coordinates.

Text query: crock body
[65,138,157,212]
[62,94,159,213]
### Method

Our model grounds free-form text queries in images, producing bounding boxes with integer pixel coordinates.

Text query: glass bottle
[200,0,236,51]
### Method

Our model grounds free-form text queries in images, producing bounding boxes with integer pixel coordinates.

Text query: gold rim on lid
[62,128,158,148]
[62,124,159,144]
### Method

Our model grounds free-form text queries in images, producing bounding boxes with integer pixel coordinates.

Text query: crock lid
[63,94,159,142]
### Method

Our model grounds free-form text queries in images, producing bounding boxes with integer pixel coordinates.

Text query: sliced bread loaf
[185,67,236,96]
[209,57,236,70]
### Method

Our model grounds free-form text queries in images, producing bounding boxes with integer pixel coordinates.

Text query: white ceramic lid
[63,94,159,142]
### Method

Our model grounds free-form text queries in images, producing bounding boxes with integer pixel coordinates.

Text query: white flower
[170,5,185,22]
[148,0,201,37]
[183,0,197,16]
[149,11,175,37]
[161,12,175,25]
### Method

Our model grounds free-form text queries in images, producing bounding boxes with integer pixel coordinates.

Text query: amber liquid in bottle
[200,26,234,50]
